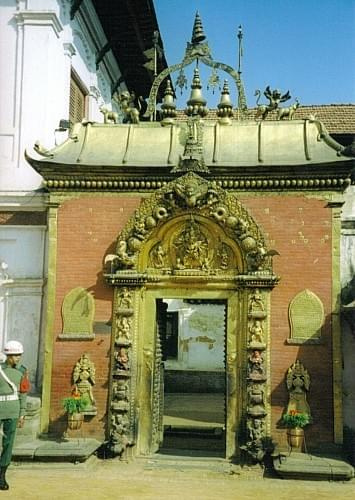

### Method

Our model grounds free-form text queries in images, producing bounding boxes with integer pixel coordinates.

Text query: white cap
[4,340,24,355]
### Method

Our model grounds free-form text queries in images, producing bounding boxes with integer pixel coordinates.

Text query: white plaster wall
[0,226,46,391]
[165,300,225,371]
[0,226,46,278]
[342,186,355,223]
[0,0,122,191]
[0,280,43,391]
[0,0,123,395]
[341,184,355,430]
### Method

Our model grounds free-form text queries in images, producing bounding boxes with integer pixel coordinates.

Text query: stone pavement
[5,456,355,500]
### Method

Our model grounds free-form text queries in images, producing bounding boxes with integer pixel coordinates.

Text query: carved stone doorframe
[105,173,279,460]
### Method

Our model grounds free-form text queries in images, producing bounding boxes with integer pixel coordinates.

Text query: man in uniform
[0,340,29,490]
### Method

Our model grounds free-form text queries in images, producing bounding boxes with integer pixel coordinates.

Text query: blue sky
[154,0,355,107]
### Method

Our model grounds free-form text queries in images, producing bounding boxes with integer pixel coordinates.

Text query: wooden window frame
[69,68,89,128]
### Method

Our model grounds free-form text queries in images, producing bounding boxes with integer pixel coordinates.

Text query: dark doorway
[157,298,226,457]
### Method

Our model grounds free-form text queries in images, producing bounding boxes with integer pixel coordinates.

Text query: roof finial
[185,67,208,118]
[237,25,243,74]
[191,12,206,45]
[217,80,234,124]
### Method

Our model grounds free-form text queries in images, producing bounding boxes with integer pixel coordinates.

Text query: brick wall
[240,195,333,447]
[50,195,141,437]
[49,192,334,446]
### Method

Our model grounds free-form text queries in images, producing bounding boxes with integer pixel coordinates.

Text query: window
[69,70,87,129]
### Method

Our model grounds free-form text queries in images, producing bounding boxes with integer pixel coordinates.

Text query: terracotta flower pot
[67,412,84,430]
[287,427,304,451]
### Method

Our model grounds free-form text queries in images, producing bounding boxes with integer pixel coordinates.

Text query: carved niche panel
[288,289,324,343]
[147,217,237,272]
[61,287,95,338]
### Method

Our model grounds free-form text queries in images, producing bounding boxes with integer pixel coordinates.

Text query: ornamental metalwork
[144,12,247,120]
[254,86,291,120]
[109,287,135,455]
[106,172,276,275]
[243,288,269,461]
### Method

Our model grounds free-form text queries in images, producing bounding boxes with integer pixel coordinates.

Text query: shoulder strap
[0,365,18,396]
[17,364,27,375]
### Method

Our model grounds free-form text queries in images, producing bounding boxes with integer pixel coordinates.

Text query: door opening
[157,298,226,457]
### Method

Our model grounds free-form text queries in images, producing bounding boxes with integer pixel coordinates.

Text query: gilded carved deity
[112,379,129,402]
[247,384,266,417]
[115,347,129,371]
[247,350,266,380]
[248,320,265,346]
[73,353,96,412]
[118,288,132,309]
[286,360,311,417]
[150,243,166,268]
[247,418,264,442]
[173,220,208,269]
[249,289,265,313]
[115,316,131,343]
[254,86,291,120]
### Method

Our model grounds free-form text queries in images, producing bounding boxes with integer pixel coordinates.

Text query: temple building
[2,4,355,467]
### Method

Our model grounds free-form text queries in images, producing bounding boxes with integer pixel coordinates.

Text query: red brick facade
[50,192,333,447]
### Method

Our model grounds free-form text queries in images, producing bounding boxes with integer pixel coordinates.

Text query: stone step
[11,437,102,463]
[273,451,354,481]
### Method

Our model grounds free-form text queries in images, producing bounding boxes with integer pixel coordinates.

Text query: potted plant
[62,389,88,430]
[281,410,311,450]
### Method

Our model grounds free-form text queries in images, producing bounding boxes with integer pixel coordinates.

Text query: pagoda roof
[26,117,354,193]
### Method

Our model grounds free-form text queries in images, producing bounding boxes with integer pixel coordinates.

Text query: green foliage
[62,396,88,415]
[281,410,311,428]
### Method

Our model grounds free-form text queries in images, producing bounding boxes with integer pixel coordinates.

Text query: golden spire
[191,12,206,45]
[185,67,208,118]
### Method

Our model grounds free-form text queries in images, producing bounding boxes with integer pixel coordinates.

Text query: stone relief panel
[288,289,324,343]
[61,287,95,338]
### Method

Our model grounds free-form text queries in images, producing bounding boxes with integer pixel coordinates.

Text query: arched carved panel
[288,289,324,343]
[110,172,274,275]
[61,287,95,338]
[140,214,242,274]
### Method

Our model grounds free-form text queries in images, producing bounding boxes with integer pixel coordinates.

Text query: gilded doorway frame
[105,173,279,460]
[137,286,240,459]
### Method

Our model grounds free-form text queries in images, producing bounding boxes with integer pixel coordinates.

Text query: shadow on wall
[271,309,334,451]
